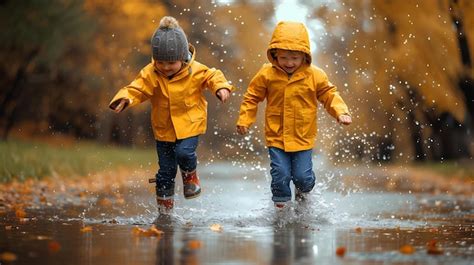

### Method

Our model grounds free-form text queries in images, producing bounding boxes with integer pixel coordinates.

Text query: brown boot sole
[184,190,201,199]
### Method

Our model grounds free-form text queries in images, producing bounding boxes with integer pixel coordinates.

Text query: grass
[412,160,474,179]
[0,139,156,183]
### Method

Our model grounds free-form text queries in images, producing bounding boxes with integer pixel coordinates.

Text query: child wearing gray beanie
[109,16,234,214]
[151,16,190,62]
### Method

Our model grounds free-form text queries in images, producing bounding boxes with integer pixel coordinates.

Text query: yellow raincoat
[109,45,234,142]
[237,21,350,152]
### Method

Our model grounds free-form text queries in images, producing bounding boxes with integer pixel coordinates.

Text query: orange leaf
[147,225,164,237]
[132,225,163,237]
[0,252,17,262]
[15,209,26,218]
[336,246,346,257]
[354,227,362,233]
[399,245,415,255]
[80,226,93,233]
[48,241,61,253]
[187,240,202,249]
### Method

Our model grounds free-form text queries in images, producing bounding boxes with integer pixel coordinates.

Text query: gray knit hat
[151,16,189,61]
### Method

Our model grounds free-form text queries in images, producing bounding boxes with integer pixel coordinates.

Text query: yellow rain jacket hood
[237,21,350,152]
[109,45,234,142]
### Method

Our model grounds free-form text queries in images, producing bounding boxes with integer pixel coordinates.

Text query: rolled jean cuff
[296,174,316,193]
[272,195,291,203]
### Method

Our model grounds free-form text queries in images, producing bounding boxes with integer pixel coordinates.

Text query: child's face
[275,50,305,74]
[154,60,183,77]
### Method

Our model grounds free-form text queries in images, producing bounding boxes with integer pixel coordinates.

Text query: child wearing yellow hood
[237,21,351,208]
[110,16,234,213]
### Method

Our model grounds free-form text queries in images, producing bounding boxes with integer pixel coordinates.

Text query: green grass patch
[0,139,156,182]
[412,160,474,179]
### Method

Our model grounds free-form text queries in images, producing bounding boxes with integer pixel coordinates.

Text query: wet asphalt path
[0,162,472,265]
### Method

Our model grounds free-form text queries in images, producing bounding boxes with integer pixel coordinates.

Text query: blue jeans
[268,147,316,202]
[155,136,199,198]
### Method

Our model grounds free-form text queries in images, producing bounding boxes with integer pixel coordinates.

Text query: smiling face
[154,60,183,77]
[275,49,305,74]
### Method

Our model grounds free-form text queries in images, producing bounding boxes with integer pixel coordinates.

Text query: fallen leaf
[0,252,17,262]
[147,226,164,236]
[48,241,61,253]
[15,209,26,218]
[354,227,362,233]
[399,245,415,255]
[80,226,92,233]
[132,225,163,237]
[209,224,223,232]
[187,240,202,249]
[336,246,346,257]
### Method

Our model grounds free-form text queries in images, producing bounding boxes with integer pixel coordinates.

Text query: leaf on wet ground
[48,241,61,253]
[187,240,202,249]
[15,208,26,218]
[80,226,93,233]
[209,224,223,232]
[354,227,362,233]
[399,244,415,254]
[336,246,346,257]
[132,225,163,237]
[0,252,17,262]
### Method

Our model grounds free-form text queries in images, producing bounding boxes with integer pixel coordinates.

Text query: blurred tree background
[0,0,472,164]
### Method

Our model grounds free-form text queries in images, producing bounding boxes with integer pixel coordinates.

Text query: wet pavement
[0,162,473,264]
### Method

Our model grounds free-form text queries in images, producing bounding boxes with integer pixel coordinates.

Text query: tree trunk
[449,0,474,128]
[0,48,39,139]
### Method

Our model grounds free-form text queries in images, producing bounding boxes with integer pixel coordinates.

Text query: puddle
[1,164,472,264]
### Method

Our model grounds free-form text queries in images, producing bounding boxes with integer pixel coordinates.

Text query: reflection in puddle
[1,165,473,265]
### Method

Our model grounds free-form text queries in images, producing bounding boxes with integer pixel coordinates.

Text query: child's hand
[216,88,231,103]
[337,114,352,125]
[236,125,249,135]
[113,98,129,113]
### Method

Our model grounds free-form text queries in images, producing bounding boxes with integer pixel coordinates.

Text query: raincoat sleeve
[315,70,350,119]
[237,69,267,127]
[201,67,235,95]
[109,67,155,110]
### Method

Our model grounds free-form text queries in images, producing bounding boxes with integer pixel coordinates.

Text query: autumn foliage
[0,0,472,163]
